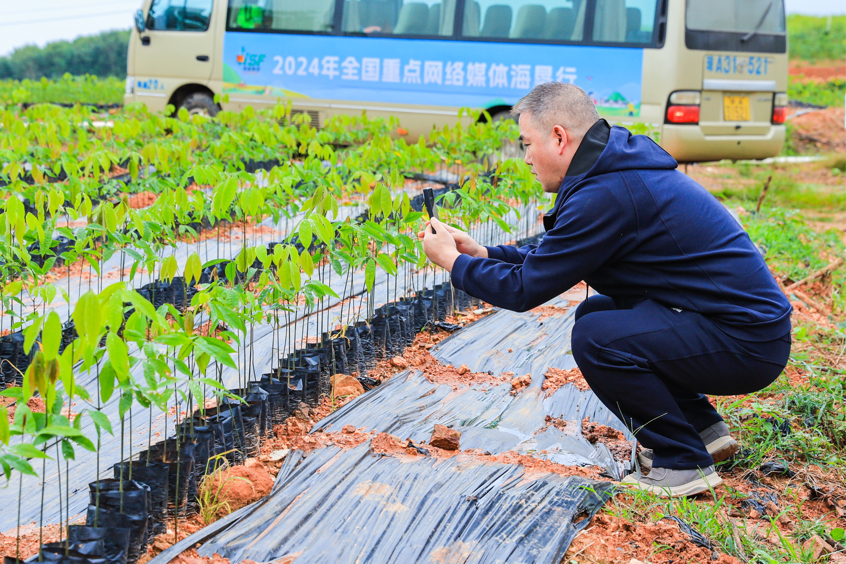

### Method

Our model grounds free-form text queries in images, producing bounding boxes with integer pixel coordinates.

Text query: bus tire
[181,92,219,117]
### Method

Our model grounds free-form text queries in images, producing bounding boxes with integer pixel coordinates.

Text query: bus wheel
[491,111,523,162]
[181,92,220,117]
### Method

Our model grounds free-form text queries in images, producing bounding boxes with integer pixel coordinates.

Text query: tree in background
[0,30,130,80]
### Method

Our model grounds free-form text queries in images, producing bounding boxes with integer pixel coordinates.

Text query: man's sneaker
[699,421,739,463]
[620,466,722,497]
[637,449,654,471]
[636,421,739,472]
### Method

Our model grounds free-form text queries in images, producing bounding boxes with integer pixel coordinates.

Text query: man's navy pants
[572,296,791,470]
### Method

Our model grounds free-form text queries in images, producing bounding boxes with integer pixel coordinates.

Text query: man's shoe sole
[706,436,739,463]
[620,472,723,497]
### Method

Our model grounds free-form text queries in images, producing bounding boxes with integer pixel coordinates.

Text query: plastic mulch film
[147,293,633,564]
[191,444,612,564]
[317,296,635,481]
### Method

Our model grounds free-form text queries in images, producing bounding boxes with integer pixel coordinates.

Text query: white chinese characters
[270,55,577,89]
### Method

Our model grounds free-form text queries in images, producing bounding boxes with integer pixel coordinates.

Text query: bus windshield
[686,0,785,34]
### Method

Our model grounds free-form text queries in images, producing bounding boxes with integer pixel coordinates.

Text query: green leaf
[1,454,36,477]
[365,258,376,293]
[71,435,96,452]
[375,253,396,276]
[314,216,333,246]
[186,252,203,285]
[23,316,44,355]
[0,407,8,445]
[832,528,845,542]
[106,333,130,382]
[73,291,103,345]
[155,333,191,347]
[300,249,314,278]
[210,303,246,333]
[380,185,392,218]
[213,175,239,218]
[37,425,84,438]
[61,440,76,461]
[194,337,237,370]
[99,360,116,403]
[298,219,313,249]
[119,391,133,419]
[9,443,51,459]
[88,409,113,436]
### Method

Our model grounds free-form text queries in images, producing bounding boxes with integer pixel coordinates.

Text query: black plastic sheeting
[318,295,636,481]
[149,292,632,564]
[198,445,612,564]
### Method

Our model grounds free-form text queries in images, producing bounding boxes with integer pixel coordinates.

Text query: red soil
[789,107,846,153]
[543,367,590,395]
[567,512,743,564]
[582,417,633,462]
[126,191,159,209]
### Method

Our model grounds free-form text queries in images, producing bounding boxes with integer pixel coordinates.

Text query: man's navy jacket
[450,121,792,343]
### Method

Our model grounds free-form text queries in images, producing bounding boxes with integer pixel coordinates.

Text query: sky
[0,0,844,57]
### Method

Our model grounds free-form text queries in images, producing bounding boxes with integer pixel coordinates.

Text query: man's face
[518,113,567,193]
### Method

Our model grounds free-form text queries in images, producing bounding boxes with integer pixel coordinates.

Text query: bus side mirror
[134,9,146,33]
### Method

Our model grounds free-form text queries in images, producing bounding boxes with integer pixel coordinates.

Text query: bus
[124,0,788,162]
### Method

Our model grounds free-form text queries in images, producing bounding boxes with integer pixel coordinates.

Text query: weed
[196,452,250,525]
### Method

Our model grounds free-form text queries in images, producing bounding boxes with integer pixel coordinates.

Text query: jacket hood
[546,126,678,225]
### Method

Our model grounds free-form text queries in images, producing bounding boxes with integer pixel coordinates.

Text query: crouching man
[419,83,791,497]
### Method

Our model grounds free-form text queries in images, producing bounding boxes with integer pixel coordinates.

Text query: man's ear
[552,125,568,155]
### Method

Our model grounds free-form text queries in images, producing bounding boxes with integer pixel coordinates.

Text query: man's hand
[417,219,488,264]
[418,218,462,271]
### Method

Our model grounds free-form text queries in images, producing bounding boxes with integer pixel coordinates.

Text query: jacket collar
[542,119,611,231]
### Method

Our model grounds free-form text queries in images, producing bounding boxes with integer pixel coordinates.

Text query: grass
[789,76,846,108]
[710,171,846,213]
[0,74,123,106]
[787,15,846,63]
[196,452,250,525]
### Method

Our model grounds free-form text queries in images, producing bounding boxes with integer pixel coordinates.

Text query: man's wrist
[439,249,462,272]
[474,246,488,259]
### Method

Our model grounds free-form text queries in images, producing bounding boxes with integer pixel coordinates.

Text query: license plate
[723,95,750,121]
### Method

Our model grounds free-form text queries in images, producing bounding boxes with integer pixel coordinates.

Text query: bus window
[686,0,785,34]
[227,0,336,32]
[147,0,214,31]
[461,0,586,42]
[342,0,455,35]
[592,0,656,43]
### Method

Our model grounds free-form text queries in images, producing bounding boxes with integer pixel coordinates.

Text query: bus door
[133,0,218,97]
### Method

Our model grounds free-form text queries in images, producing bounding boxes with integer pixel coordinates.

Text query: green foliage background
[786,14,846,62]
[0,30,130,81]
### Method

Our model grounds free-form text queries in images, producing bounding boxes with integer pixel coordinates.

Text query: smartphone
[423,188,438,234]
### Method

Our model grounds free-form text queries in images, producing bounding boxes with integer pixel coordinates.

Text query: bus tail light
[772,93,788,124]
[666,91,701,124]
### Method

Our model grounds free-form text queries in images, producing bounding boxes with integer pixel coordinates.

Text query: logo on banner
[236,46,266,73]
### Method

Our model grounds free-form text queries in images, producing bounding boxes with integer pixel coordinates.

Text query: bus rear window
[686,0,785,34]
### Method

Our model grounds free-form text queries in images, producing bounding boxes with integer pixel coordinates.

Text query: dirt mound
[543,367,590,395]
[567,513,742,563]
[199,459,274,516]
[582,418,633,462]
[0,523,63,561]
[790,62,846,81]
[126,191,159,209]
[789,107,845,153]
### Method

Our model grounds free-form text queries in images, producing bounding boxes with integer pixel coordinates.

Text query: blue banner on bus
[223,32,644,117]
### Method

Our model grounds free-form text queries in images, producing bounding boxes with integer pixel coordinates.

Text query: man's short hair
[511,83,600,140]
